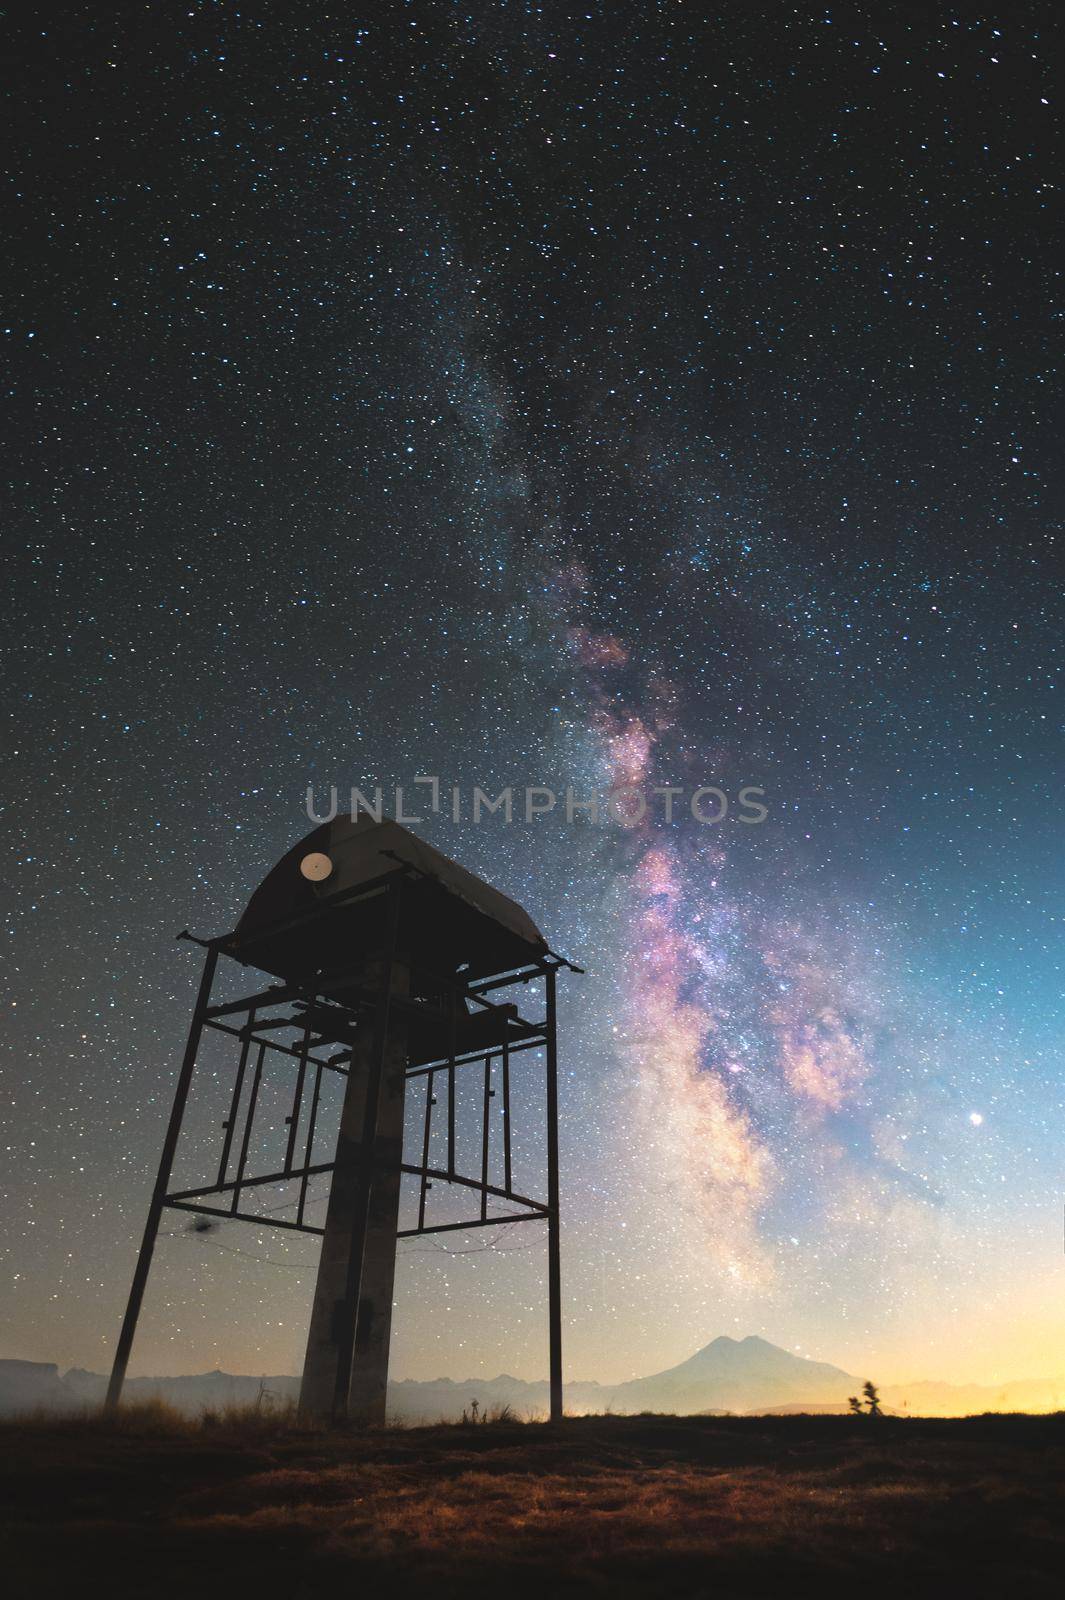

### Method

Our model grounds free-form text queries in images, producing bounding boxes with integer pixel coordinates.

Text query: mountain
[0,1361,76,1414]
[607,1335,858,1415]
[62,1367,301,1412]
[2,1339,1061,1420]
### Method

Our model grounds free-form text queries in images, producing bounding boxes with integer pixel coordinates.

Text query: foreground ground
[2,1409,1063,1598]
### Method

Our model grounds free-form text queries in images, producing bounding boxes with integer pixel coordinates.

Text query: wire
[176,1235,318,1271]
[399,1221,545,1256]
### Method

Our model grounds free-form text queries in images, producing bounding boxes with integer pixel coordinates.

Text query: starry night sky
[4,3,1063,1390]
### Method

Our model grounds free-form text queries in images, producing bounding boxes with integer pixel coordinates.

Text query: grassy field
[2,1407,1063,1598]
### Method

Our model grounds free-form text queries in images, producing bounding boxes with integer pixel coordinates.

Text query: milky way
[3,4,1062,1390]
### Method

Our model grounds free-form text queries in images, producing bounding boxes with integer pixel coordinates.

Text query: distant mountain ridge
[3,1337,1062,1420]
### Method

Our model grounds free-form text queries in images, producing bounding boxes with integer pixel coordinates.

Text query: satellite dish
[300,852,333,882]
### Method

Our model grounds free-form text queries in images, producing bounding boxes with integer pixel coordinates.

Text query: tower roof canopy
[228,814,548,984]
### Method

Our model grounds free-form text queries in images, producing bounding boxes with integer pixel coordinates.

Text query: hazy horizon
[8,1327,1063,1398]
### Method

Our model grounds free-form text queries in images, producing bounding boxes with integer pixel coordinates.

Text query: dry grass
[2,1410,1062,1598]
[9,1396,310,1437]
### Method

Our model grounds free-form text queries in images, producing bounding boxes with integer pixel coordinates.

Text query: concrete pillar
[299,958,408,1423]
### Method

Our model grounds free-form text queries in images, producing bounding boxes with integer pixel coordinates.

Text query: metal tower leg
[545,966,563,1422]
[104,945,219,1412]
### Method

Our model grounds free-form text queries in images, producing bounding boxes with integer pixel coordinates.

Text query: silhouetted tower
[105,816,577,1423]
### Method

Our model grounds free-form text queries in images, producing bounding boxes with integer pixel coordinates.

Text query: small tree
[862,1380,882,1417]
[847,1395,863,1415]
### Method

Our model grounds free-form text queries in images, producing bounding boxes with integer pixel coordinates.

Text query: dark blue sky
[3,2,1062,1386]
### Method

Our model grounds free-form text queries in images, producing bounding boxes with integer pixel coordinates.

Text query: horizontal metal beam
[170,1159,547,1217]
[204,1017,349,1074]
[400,1162,548,1215]
[400,953,544,1018]
[404,1034,546,1079]
[466,965,551,996]
[162,1198,325,1235]
[168,1162,334,1203]
[209,1010,545,1079]
[398,1211,547,1239]
[204,984,313,1020]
